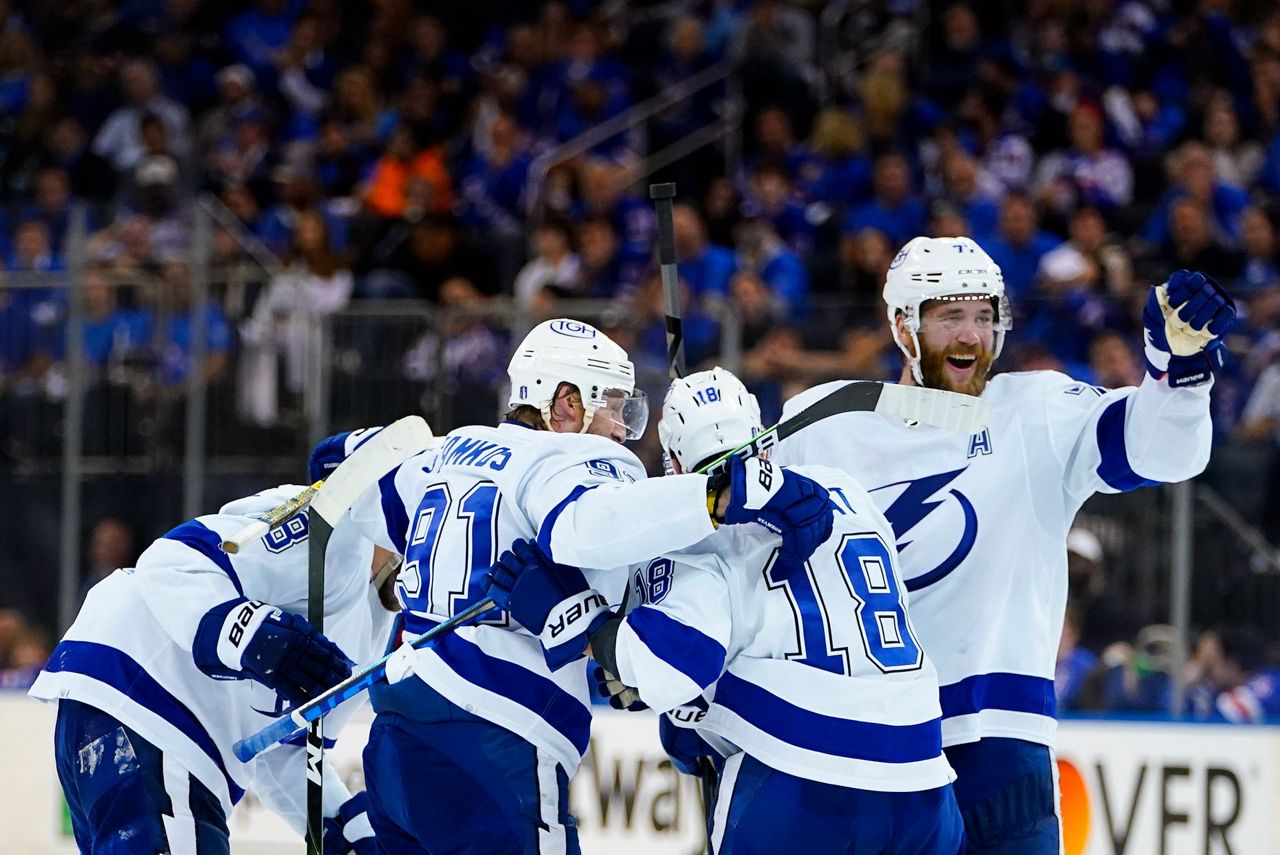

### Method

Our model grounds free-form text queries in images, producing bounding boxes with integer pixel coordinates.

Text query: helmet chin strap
[893,319,926,386]
[539,399,601,435]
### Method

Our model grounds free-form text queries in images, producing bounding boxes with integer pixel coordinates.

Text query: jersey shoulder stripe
[160,520,243,594]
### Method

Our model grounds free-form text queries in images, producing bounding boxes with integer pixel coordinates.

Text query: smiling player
[772,237,1236,853]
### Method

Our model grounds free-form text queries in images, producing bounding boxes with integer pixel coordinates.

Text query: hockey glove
[717,457,834,563]
[193,598,354,705]
[594,664,648,711]
[323,792,377,855]
[659,709,717,776]
[1142,269,1237,387]
[308,426,384,483]
[482,539,614,670]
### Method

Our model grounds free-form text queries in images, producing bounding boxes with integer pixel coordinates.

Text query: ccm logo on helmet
[549,319,597,339]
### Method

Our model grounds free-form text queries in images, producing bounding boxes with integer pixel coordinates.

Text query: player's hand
[482,539,614,668]
[1142,270,1236,387]
[720,457,834,563]
[308,427,384,483]
[594,664,647,711]
[323,792,377,855]
[193,599,354,704]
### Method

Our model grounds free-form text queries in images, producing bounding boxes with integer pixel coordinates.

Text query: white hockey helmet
[884,236,1012,384]
[508,318,649,440]
[657,367,762,472]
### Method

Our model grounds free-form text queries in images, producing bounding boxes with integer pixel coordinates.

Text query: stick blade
[310,415,435,523]
[874,384,991,433]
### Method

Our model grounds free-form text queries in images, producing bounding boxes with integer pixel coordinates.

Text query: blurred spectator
[742,162,815,255]
[274,13,338,125]
[0,607,50,688]
[363,124,453,220]
[1145,142,1249,249]
[1100,624,1177,713]
[573,158,654,278]
[1237,206,1279,292]
[1055,604,1097,712]
[575,217,632,300]
[196,65,261,166]
[842,152,927,249]
[80,267,147,369]
[241,211,353,425]
[224,0,298,81]
[457,112,531,238]
[674,203,736,304]
[142,258,233,387]
[805,107,870,207]
[402,277,506,426]
[985,194,1060,300]
[1035,102,1133,217]
[1160,198,1244,283]
[1087,331,1143,389]
[92,58,191,176]
[1203,94,1263,190]
[735,217,808,320]
[838,227,893,297]
[744,106,815,188]
[81,517,136,596]
[940,151,999,241]
[1184,628,1280,722]
[513,219,580,309]
[36,117,115,202]
[1065,527,1139,652]
[1037,206,1134,299]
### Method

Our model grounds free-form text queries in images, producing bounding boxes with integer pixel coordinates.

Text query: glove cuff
[539,590,612,670]
[193,598,276,678]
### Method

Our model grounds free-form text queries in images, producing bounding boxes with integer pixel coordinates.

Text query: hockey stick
[221,426,437,554]
[650,182,684,379]
[221,482,325,554]
[291,416,434,854]
[233,383,989,763]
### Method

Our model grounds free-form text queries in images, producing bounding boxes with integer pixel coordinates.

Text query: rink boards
[4,693,1278,855]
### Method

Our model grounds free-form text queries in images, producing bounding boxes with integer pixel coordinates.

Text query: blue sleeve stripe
[1095,398,1161,492]
[535,485,598,560]
[713,672,942,764]
[937,672,1056,720]
[378,469,409,554]
[42,639,246,803]
[627,607,725,690]
[161,520,243,595]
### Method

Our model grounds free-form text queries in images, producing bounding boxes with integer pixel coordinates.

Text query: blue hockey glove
[193,598,354,705]
[1141,270,1237,387]
[308,427,384,483]
[719,457,834,563]
[482,539,614,669]
[594,664,648,711]
[659,710,717,776]
[323,792,377,855]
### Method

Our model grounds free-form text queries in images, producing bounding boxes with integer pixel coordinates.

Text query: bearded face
[903,297,998,396]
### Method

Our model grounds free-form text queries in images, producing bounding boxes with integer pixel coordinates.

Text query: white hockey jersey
[348,420,718,773]
[772,372,1213,748]
[30,487,397,829]
[613,464,954,793]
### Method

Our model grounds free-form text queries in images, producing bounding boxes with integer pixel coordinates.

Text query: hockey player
[29,486,397,854]
[771,237,1235,853]
[344,318,832,854]
[484,367,965,854]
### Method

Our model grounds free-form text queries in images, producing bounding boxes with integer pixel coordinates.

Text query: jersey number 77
[765,531,923,675]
